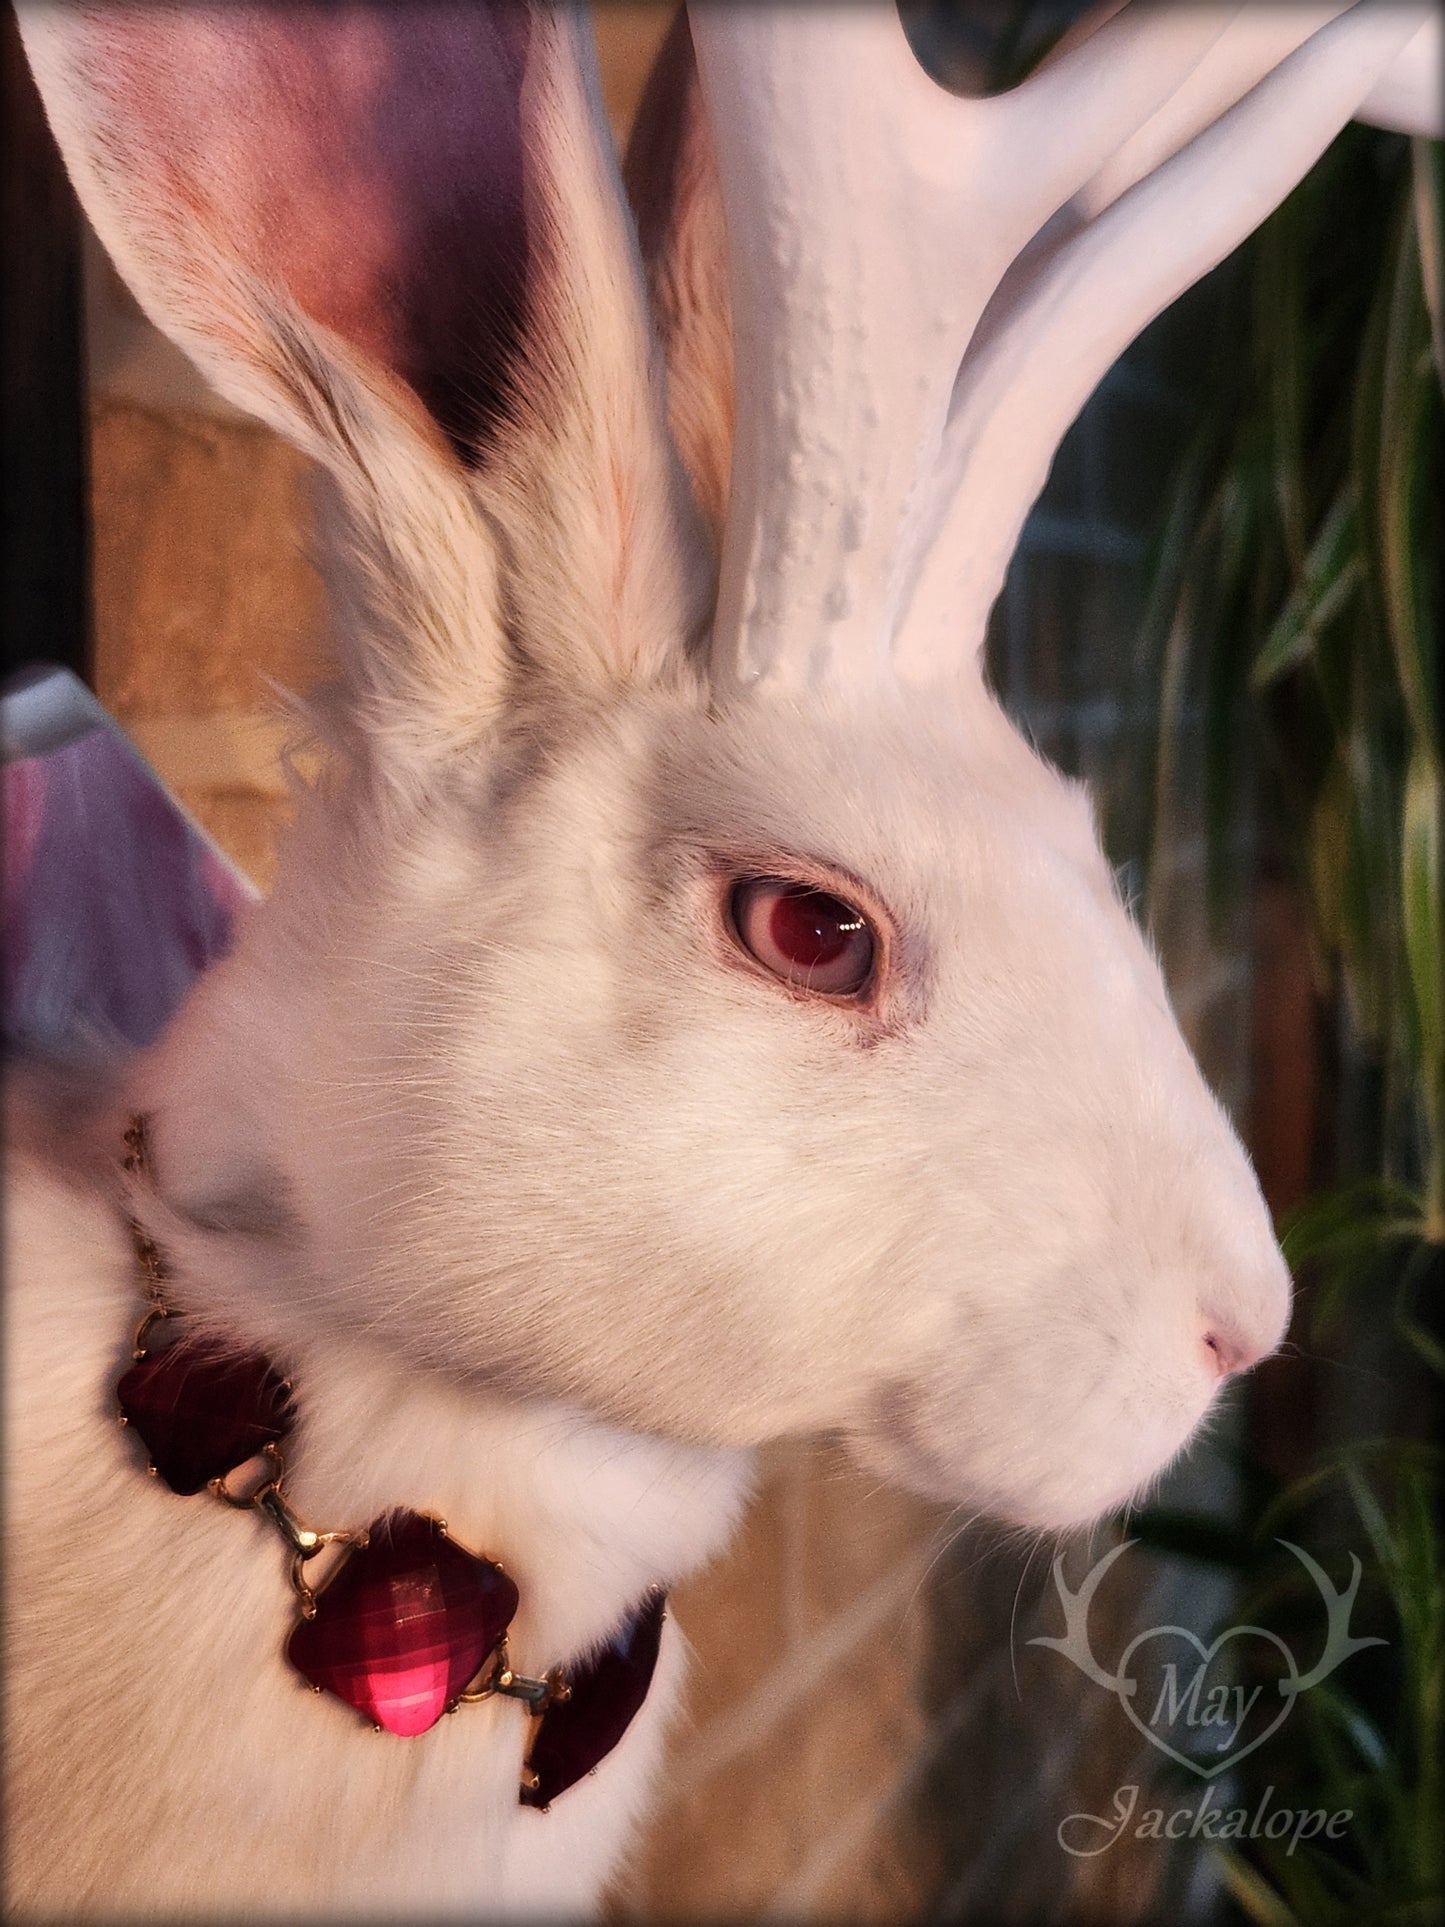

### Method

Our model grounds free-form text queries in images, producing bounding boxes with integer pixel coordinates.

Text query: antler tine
[1059,10,1440,208]
[1357,11,1444,135]
[688,3,1244,693]
[1044,4,1357,228]
[691,3,1431,701]
[896,2,1429,683]
[1280,1541,1386,1694]
[1026,1542,1131,1693]
[1060,10,1439,224]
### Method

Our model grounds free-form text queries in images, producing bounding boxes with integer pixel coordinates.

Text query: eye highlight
[729,878,876,997]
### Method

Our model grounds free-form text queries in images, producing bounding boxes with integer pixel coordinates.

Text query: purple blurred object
[2,666,257,1064]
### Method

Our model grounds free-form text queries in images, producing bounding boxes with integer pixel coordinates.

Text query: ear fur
[624,10,734,552]
[19,2,707,759]
[470,8,711,699]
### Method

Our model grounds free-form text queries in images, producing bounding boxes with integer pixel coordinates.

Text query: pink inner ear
[94,3,535,460]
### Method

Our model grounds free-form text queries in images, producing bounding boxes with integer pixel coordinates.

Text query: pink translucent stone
[287,1511,518,1736]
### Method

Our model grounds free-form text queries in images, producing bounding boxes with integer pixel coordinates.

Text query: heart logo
[1115,1624,1299,1779]
[1029,1541,1386,1783]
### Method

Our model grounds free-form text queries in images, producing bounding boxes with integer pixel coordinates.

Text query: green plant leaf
[1280,1176,1423,1268]
[1377,169,1441,767]
[1129,129,1440,1927]
[1394,1238,1445,1376]
[1312,1233,1422,1348]
[1252,491,1361,690]
[1305,1681,1391,1773]
[1402,752,1445,1231]
[1413,138,1445,402]
[1217,1849,1301,1927]
[1252,1440,1443,1541]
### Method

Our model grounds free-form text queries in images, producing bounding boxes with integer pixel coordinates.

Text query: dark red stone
[117,1332,295,1495]
[521,1588,666,1809]
[287,1510,518,1736]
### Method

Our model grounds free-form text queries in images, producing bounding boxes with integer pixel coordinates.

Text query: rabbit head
[21,1,1305,1533]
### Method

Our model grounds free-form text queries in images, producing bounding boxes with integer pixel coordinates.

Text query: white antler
[688,2,1434,695]
[1358,11,1443,134]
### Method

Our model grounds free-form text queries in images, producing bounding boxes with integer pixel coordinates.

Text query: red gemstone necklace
[115,1116,666,1810]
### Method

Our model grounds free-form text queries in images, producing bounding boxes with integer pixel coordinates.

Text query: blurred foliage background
[1132,123,1443,1927]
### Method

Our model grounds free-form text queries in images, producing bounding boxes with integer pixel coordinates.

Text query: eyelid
[729,876,877,999]
[686,843,910,1033]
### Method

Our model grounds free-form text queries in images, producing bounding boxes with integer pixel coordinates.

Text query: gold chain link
[122,1115,563,1705]
[123,1117,171,1354]
[124,1115,367,1616]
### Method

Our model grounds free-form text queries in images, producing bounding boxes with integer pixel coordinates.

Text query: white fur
[6,4,1293,1918]
[5,1108,749,1917]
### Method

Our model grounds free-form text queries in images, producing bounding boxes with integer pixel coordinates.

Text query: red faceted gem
[521,1588,666,1809]
[287,1511,518,1737]
[117,1333,295,1495]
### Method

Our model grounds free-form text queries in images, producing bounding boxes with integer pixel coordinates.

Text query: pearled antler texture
[689,2,1437,695]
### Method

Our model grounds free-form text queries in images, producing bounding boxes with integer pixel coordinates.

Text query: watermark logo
[1028,1539,1383,1780]
[1055,1781,1356,1860]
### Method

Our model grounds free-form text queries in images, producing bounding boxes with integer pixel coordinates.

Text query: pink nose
[1201,1326,1265,1378]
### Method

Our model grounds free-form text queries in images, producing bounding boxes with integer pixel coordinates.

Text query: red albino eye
[730,878,876,997]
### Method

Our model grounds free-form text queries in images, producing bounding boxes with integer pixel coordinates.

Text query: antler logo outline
[1028,1540,1384,1779]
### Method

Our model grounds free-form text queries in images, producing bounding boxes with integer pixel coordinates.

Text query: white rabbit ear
[624,9,733,553]
[18,4,533,469]
[475,6,710,697]
[19,2,707,752]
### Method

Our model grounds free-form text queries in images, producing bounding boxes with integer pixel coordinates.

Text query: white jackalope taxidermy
[5,2,1439,1918]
